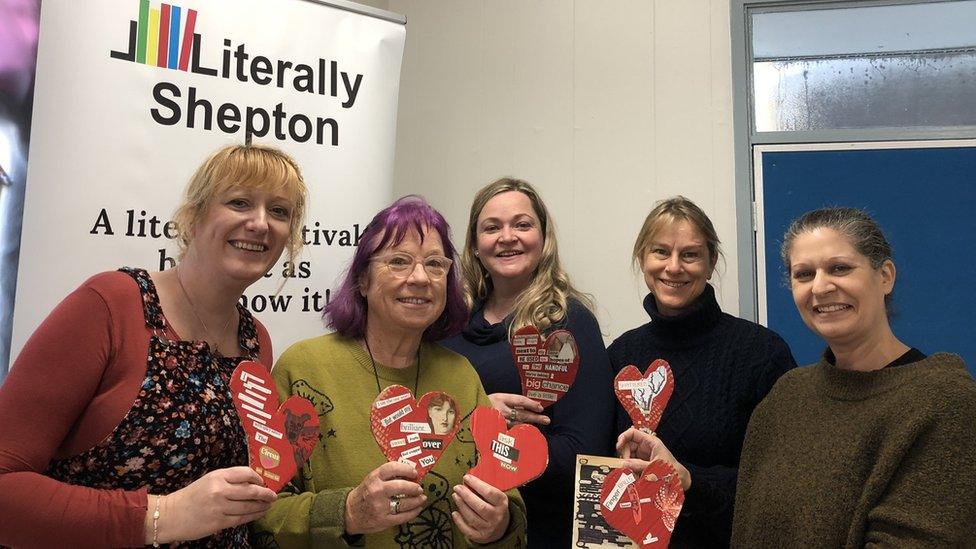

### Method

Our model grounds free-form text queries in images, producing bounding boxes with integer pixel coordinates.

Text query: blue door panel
[760,146,976,373]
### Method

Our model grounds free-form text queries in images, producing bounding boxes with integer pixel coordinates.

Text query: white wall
[384,0,738,341]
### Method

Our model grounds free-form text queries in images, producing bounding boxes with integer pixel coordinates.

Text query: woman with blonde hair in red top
[0,143,307,547]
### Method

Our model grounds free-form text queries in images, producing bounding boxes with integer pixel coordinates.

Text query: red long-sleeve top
[0,271,272,548]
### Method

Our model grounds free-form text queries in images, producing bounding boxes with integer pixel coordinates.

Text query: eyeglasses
[372,252,453,280]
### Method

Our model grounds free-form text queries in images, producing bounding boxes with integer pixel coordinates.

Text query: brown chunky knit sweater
[732,352,976,548]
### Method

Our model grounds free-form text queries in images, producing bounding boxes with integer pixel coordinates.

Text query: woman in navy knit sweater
[610,196,796,548]
[443,177,614,548]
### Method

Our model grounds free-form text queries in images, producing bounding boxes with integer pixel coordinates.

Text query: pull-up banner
[11,0,405,363]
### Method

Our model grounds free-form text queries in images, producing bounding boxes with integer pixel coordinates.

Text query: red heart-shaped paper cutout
[599,461,685,548]
[230,361,320,492]
[614,360,674,432]
[510,325,580,408]
[370,385,459,481]
[468,406,549,491]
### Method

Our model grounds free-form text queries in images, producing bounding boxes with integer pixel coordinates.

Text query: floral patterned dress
[45,268,259,547]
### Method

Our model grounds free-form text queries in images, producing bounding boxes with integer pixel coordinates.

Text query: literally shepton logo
[109,0,365,146]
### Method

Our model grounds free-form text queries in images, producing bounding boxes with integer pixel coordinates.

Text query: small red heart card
[510,325,580,408]
[599,461,684,548]
[230,361,320,492]
[614,360,674,433]
[370,385,459,481]
[468,406,549,491]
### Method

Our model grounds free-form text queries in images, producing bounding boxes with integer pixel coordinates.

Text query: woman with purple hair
[255,196,526,548]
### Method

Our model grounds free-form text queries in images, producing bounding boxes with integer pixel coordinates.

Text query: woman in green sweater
[254,196,526,548]
[732,207,976,547]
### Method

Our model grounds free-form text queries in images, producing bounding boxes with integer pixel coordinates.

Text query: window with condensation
[751,1,976,132]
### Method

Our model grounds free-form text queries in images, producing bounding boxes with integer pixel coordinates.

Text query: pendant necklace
[364,336,421,397]
[176,266,236,355]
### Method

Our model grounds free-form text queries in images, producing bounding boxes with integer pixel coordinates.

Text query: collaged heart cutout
[230,361,320,492]
[370,385,459,481]
[468,406,548,491]
[599,460,685,548]
[614,360,674,432]
[510,325,580,408]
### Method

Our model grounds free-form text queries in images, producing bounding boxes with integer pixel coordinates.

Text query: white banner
[11,0,405,364]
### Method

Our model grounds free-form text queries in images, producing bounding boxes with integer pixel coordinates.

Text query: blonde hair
[632,196,722,272]
[460,177,593,337]
[172,143,308,262]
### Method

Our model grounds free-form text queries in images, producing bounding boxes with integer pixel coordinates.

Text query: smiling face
[475,191,543,292]
[189,185,294,285]
[788,227,894,348]
[362,227,448,340]
[427,395,457,435]
[641,219,714,316]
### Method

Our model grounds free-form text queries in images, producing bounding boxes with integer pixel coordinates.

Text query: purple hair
[324,195,468,341]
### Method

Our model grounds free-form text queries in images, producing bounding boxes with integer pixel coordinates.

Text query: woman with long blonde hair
[443,177,614,548]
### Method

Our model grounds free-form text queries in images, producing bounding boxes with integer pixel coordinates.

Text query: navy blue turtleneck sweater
[443,299,615,549]
[608,284,796,548]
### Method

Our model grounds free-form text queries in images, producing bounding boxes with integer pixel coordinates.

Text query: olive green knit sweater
[254,334,527,548]
[732,352,976,548]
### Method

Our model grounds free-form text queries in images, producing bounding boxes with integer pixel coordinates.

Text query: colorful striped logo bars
[128,0,198,71]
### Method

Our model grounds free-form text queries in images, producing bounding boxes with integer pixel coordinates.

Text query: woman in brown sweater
[732,207,976,547]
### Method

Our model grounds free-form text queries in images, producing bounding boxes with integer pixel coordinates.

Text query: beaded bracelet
[152,495,162,548]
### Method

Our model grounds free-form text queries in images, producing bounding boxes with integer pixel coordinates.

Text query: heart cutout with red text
[614,360,674,433]
[230,361,320,492]
[510,325,580,408]
[370,385,459,481]
[599,461,684,548]
[468,406,549,491]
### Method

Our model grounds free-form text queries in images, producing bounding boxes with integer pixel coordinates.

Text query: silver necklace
[175,267,236,354]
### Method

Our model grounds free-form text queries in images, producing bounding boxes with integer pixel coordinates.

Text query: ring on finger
[390,497,401,515]
[508,408,518,422]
